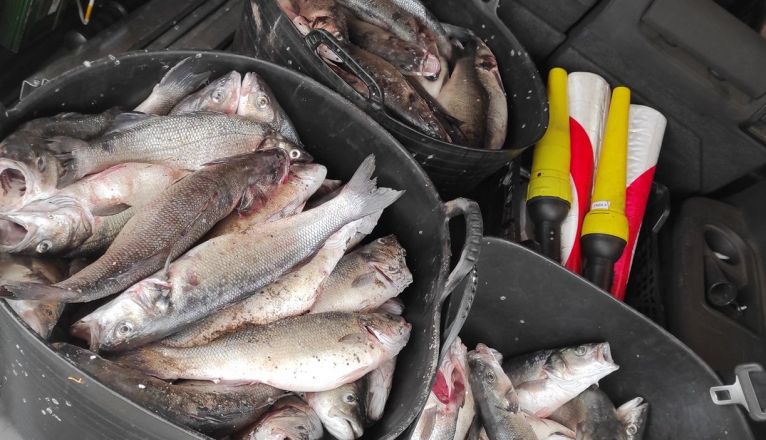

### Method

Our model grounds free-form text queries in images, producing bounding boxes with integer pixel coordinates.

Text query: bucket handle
[305,29,385,110]
[439,198,483,360]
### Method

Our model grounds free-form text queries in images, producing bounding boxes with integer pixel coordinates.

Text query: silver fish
[47,111,308,186]
[170,71,242,115]
[1,255,65,338]
[310,235,412,313]
[237,396,323,440]
[365,356,396,422]
[65,206,138,258]
[305,380,366,439]
[524,414,574,439]
[468,344,537,440]
[376,297,404,316]
[238,73,302,145]
[114,312,411,392]
[161,214,378,348]
[55,343,285,437]
[76,155,401,352]
[616,397,648,440]
[549,386,627,440]
[0,133,63,210]
[2,150,289,303]
[134,57,211,115]
[504,343,619,417]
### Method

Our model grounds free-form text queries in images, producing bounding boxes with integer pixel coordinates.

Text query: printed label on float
[591,200,610,210]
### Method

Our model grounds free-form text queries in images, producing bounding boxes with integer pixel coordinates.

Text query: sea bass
[365,356,397,423]
[170,71,242,115]
[134,57,211,115]
[2,150,289,303]
[616,397,648,440]
[74,155,401,352]
[237,72,302,145]
[0,133,63,210]
[236,396,323,440]
[549,386,627,440]
[114,312,410,392]
[305,380,367,439]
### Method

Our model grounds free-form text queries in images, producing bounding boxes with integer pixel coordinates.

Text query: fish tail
[339,155,404,219]
[159,57,211,93]
[0,282,80,302]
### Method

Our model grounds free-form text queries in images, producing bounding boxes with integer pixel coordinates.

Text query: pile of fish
[0,57,416,438]
[277,0,509,149]
[412,339,649,440]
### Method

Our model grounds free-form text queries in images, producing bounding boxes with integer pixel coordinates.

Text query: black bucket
[457,237,755,439]
[0,51,483,440]
[232,0,548,198]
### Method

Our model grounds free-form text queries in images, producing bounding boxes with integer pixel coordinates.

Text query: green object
[0,0,65,52]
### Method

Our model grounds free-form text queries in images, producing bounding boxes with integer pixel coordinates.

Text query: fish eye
[36,240,52,254]
[289,149,301,160]
[574,345,588,356]
[485,371,496,384]
[212,90,224,103]
[116,321,134,336]
[344,393,357,404]
[256,95,269,109]
[627,425,637,435]
[36,156,46,172]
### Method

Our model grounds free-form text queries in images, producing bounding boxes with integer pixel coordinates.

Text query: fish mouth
[0,160,31,209]
[421,52,442,79]
[343,418,364,438]
[597,342,614,365]
[0,214,31,251]
[70,319,101,352]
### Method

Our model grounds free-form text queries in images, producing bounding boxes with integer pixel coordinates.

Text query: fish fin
[104,252,168,288]
[91,203,131,217]
[339,332,367,344]
[46,136,89,188]
[133,278,172,316]
[338,155,404,219]
[417,406,438,440]
[0,282,80,302]
[505,388,521,413]
[158,57,211,93]
[102,112,157,135]
[351,271,377,288]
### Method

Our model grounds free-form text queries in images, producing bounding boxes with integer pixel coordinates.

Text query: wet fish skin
[3,150,289,303]
[411,338,468,440]
[0,133,63,210]
[305,380,366,439]
[468,344,538,440]
[549,386,627,440]
[437,41,487,148]
[77,156,401,352]
[386,0,452,58]
[54,343,284,437]
[474,39,507,150]
[310,234,412,313]
[365,356,396,423]
[503,343,619,417]
[209,163,326,237]
[237,72,303,147]
[345,45,449,141]
[616,397,648,440]
[134,57,211,115]
[237,396,323,440]
[524,414,574,439]
[48,111,308,186]
[16,108,122,140]
[0,255,65,338]
[65,206,137,258]
[170,71,242,115]
[113,312,411,392]
[347,17,440,78]
[161,214,376,348]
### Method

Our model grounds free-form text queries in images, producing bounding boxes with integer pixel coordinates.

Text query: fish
[386,0,453,59]
[160,214,378,348]
[54,343,285,437]
[237,396,324,440]
[437,41,487,148]
[310,235,412,313]
[376,297,404,315]
[209,163,326,237]
[467,418,490,440]
[365,356,396,423]
[336,0,441,65]
[474,39,507,149]
[309,179,343,204]
[616,397,648,440]
[113,312,411,392]
[503,343,619,417]
[468,344,538,440]
[133,57,211,115]
[411,338,469,440]
[170,71,242,115]
[344,45,449,141]
[237,72,303,148]
[0,133,63,210]
[1,149,290,303]
[347,17,440,78]
[64,206,137,258]
[75,155,401,352]
[46,111,308,186]
[289,0,348,63]
[305,380,367,439]
[15,108,123,140]
[549,386,627,440]
[455,357,476,440]
[0,255,65,338]
[524,415,574,439]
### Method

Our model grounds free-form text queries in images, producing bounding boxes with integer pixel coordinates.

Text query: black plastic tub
[0,51,483,440]
[458,237,755,439]
[233,0,548,198]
